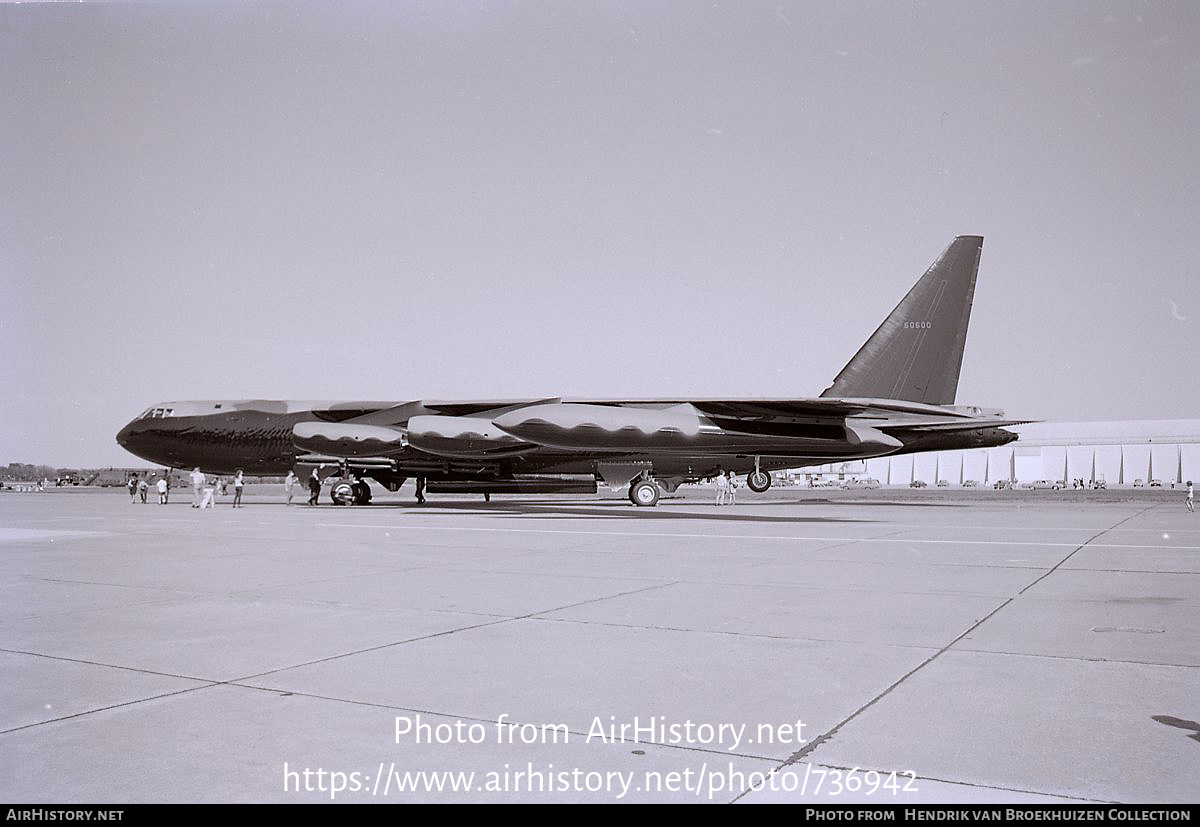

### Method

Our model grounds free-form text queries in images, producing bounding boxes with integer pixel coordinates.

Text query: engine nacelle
[492,404,704,451]
[405,415,536,459]
[292,422,409,457]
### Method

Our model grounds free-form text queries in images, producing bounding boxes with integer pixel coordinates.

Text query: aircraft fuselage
[116,399,1018,486]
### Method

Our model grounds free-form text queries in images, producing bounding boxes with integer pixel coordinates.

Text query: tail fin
[820,235,982,405]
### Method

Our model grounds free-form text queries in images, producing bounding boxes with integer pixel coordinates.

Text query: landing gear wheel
[631,479,661,507]
[747,469,772,493]
[330,481,356,506]
[353,480,372,505]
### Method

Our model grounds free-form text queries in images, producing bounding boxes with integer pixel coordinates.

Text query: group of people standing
[127,468,316,507]
[186,467,245,508]
[713,470,739,505]
[282,469,323,506]
[127,472,169,504]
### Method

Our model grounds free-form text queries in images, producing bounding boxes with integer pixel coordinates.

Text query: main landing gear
[746,457,772,493]
[330,477,372,506]
[624,464,768,506]
[628,478,661,507]
[746,469,772,492]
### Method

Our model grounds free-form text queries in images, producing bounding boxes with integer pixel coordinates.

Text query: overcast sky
[2,1,1197,467]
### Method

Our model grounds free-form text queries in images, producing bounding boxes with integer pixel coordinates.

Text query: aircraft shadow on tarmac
[351,498,888,525]
[688,498,969,509]
[1151,715,1200,744]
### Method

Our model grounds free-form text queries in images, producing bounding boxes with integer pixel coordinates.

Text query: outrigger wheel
[629,479,661,507]
[747,469,772,493]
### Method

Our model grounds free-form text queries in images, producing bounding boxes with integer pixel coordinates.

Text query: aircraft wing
[874,416,1034,432]
[686,397,969,421]
[683,399,867,419]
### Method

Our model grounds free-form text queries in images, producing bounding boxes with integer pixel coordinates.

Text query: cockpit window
[139,407,176,419]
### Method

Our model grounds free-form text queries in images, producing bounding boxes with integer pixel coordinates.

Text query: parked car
[1133,479,1145,488]
[1149,479,1163,487]
[936,479,950,487]
[1021,480,1057,490]
[910,480,928,488]
[962,479,979,487]
[1093,479,1107,490]
[994,480,1012,490]
[842,477,881,489]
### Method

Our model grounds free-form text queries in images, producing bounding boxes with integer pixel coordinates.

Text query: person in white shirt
[284,471,298,505]
[190,467,205,508]
[714,469,728,505]
[156,476,168,504]
[232,469,244,508]
[1187,481,1194,513]
[201,476,216,508]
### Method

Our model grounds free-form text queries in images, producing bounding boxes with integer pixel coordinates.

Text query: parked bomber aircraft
[116,236,1023,506]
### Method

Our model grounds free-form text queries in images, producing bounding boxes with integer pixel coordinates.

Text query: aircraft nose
[116,418,151,454]
[116,421,135,448]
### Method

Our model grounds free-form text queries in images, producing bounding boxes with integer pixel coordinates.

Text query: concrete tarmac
[2,488,1198,803]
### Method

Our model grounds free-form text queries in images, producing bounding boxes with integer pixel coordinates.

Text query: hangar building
[808,419,1200,487]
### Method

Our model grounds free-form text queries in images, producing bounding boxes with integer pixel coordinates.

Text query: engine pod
[406,415,537,458]
[493,404,704,451]
[292,422,409,457]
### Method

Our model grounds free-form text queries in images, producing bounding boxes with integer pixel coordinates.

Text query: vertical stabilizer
[821,235,982,405]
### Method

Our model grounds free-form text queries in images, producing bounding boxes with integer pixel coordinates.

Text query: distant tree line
[2,463,63,480]
[3,463,286,485]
